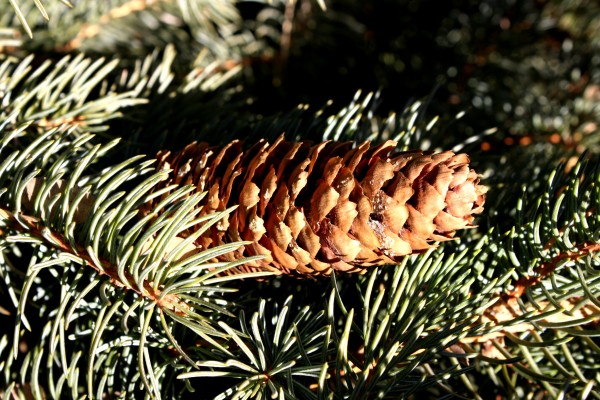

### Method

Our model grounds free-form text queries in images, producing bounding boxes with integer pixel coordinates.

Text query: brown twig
[506,242,600,299]
[457,295,600,360]
[35,115,87,130]
[274,0,297,86]
[455,238,600,359]
[0,29,22,54]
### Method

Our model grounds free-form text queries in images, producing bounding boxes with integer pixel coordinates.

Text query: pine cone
[152,136,486,276]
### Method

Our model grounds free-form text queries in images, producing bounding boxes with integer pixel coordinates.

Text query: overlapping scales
[153,136,486,276]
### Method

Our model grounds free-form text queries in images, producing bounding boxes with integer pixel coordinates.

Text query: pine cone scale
[310,183,339,224]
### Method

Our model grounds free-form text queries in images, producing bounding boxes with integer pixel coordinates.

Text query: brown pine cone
[152,136,486,276]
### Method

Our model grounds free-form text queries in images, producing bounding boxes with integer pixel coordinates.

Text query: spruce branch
[0,122,270,397]
[2,1,126,48]
[62,0,243,53]
[451,153,600,395]
[0,54,147,134]
[0,207,192,316]
[464,297,600,351]
[179,295,328,400]
[64,0,161,51]
[298,243,500,398]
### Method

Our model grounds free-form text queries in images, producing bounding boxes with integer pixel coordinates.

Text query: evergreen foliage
[1,0,599,398]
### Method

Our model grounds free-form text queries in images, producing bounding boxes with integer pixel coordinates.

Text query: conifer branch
[0,207,192,315]
[64,0,163,51]
[508,242,600,298]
